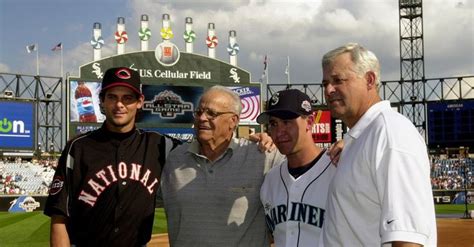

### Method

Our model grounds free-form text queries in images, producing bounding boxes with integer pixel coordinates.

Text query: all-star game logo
[143,90,193,118]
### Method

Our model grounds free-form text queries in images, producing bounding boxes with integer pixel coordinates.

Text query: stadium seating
[1,157,473,194]
[0,160,55,195]
[431,157,473,190]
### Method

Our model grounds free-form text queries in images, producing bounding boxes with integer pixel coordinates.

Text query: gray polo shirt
[161,137,285,247]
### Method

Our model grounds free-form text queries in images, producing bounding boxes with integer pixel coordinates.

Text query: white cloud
[12,0,471,84]
[0,63,11,73]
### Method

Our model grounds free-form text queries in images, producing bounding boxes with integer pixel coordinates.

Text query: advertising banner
[70,80,105,123]
[0,100,35,150]
[142,85,203,124]
[230,86,260,124]
[311,110,332,143]
[433,190,474,204]
[8,196,42,212]
[78,52,250,85]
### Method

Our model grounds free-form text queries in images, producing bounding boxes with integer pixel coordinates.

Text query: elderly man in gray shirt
[161,85,285,247]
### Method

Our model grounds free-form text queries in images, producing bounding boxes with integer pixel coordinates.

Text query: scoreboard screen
[427,100,474,148]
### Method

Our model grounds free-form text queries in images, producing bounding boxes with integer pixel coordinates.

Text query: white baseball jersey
[260,150,336,247]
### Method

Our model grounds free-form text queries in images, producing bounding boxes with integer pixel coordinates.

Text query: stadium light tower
[399,0,426,136]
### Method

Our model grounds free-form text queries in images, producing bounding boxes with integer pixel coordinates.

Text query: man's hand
[249,132,276,153]
[327,139,343,166]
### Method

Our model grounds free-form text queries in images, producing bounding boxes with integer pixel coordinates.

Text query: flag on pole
[26,44,37,53]
[263,55,267,71]
[260,55,268,83]
[52,42,62,51]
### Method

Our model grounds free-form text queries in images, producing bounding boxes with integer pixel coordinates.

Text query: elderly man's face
[194,90,238,146]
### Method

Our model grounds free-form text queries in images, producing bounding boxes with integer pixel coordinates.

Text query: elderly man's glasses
[193,108,236,120]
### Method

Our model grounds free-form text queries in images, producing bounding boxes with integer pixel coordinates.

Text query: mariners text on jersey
[264,202,325,232]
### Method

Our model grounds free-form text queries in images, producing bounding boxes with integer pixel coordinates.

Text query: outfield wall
[433,190,474,204]
[0,190,472,212]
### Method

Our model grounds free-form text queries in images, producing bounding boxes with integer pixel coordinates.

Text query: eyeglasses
[193,108,236,120]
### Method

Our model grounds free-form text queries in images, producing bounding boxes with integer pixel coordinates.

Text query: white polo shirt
[323,101,437,246]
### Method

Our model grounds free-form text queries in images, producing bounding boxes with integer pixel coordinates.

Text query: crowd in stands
[430,156,474,190]
[0,155,473,195]
[0,157,56,195]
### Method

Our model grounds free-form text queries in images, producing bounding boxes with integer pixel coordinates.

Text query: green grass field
[0,208,168,247]
[435,204,474,215]
[0,205,472,247]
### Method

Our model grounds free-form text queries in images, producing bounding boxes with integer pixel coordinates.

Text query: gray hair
[204,85,242,115]
[322,43,381,86]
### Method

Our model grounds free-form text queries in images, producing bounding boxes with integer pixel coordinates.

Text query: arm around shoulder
[50,215,70,247]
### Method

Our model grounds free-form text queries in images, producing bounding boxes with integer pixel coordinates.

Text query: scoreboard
[427,100,474,148]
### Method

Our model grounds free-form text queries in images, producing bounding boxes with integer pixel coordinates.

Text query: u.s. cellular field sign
[68,50,261,141]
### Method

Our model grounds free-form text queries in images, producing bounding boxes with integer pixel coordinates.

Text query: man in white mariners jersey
[322,43,437,246]
[257,89,336,247]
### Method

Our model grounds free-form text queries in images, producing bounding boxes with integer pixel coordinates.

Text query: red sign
[311,110,332,143]
[163,46,173,57]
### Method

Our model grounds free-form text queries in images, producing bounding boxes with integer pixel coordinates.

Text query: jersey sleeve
[377,144,436,245]
[161,135,182,168]
[43,141,74,218]
[263,149,286,174]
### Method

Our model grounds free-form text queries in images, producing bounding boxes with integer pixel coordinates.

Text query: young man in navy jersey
[258,89,336,247]
[45,67,178,247]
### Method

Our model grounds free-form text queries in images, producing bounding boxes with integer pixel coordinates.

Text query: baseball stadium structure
[0,0,472,212]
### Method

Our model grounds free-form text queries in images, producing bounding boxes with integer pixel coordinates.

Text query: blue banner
[0,100,35,150]
[8,196,41,212]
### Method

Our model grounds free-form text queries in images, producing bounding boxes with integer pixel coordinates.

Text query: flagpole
[266,57,269,85]
[36,44,39,75]
[286,56,290,86]
[60,44,64,80]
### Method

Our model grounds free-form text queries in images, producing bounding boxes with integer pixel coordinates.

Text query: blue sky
[0,0,473,83]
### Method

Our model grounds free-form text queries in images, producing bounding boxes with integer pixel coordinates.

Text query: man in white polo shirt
[321,43,437,246]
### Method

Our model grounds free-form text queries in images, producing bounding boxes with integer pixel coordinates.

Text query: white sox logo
[78,162,159,207]
[92,63,104,79]
[229,68,240,83]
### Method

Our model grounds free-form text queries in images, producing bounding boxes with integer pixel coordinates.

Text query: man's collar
[347,100,391,139]
[187,134,239,156]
